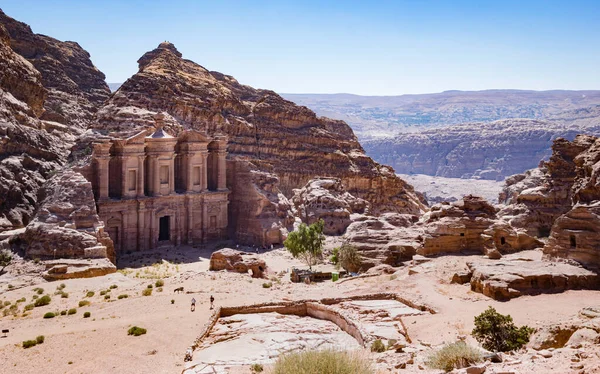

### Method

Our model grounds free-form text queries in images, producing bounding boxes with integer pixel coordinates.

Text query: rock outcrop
[209,248,267,278]
[94,42,426,245]
[0,9,110,130]
[291,178,369,235]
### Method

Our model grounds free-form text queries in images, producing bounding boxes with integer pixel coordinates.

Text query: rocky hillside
[362,118,600,180]
[0,9,110,130]
[284,90,600,138]
[94,42,426,245]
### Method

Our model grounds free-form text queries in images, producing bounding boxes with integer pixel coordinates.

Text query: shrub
[118,294,128,299]
[32,295,38,300]
[142,288,152,296]
[157,287,163,292]
[86,291,95,298]
[425,341,483,372]
[34,295,51,307]
[22,340,37,349]
[35,288,44,295]
[109,285,118,289]
[24,304,34,311]
[155,279,164,287]
[58,283,66,290]
[36,335,45,344]
[284,220,325,270]
[43,312,55,319]
[272,349,372,374]
[100,290,107,296]
[370,339,386,353]
[250,363,264,373]
[78,300,90,307]
[147,284,153,289]
[60,292,69,299]
[68,308,77,315]
[330,247,339,265]
[387,339,397,350]
[3,301,10,306]
[16,297,26,303]
[127,326,147,336]
[337,244,362,273]
[60,310,67,316]
[104,295,110,300]
[472,306,534,352]
[171,299,175,304]
[83,312,91,318]
[262,282,272,289]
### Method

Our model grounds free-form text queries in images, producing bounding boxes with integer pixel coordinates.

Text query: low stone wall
[306,302,365,346]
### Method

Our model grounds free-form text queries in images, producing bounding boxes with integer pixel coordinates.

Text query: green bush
[273,349,372,374]
[104,295,110,300]
[16,297,26,303]
[78,300,90,307]
[3,301,10,306]
[472,306,534,352]
[109,285,118,289]
[337,244,362,273]
[83,312,91,318]
[142,288,152,296]
[60,292,69,298]
[34,295,51,307]
[36,335,45,344]
[24,304,34,311]
[262,282,272,289]
[86,291,95,298]
[370,339,386,353]
[68,308,77,315]
[155,279,164,287]
[426,341,483,372]
[58,283,66,290]
[22,340,37,349]
[171,299,175,304]
[100,290,107,296]
[60,310,67,316]
[147,284,153,289]
[330,247,339,265]
[118,294,128,299]
[34,288,44,295]
[250,363,264,373]
[127,326,147,336]
[43,312,55,319]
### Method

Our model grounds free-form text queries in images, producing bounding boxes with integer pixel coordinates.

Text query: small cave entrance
[500,237,506,245]
[538,226,551,238]
[159,216,171,241]
[570,235,577,248]
[460,233,465,237]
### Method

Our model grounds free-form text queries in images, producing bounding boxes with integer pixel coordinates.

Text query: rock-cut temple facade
[90,120,229,254]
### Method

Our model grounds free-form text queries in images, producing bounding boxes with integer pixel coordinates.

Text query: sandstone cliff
[0,9,111,130]
[94,42,426,245]
[363,119,600,180]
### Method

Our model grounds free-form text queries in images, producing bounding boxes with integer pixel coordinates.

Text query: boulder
[209,248,267,278]
[529,325,578,350]
[42,258,116,280]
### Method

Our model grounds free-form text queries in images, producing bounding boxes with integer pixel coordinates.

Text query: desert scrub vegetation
[472,306,534,352]
[83,312,91,318]
[155,279,164,287]
[109,284,118,289]
[43,312,56,319]
[370,339,386,353]
[34,295,51,307]
[78,300,90,307]
[118,294,128,299]
[22,340,37,349]
[68,308,77,315]
[127,326,147,336]
[425,341,483,372]
[24,303,34,311]
[86,291,95,298]
[272,349,372,374]
[142,288,152,296]
[250,363,264,373]
[33,287,44,295]
[262,282,272,289]
[336,243,362,273]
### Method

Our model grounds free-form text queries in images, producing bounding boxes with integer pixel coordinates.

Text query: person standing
[210,295,214,310]
[191,297,196,312]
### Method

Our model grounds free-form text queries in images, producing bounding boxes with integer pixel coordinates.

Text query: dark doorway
[570,235,577,248]
[159,216,170,241]
[500,237,506,245]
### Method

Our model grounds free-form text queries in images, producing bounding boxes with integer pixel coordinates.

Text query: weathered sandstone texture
[291,177,369,235]
[0,9,110,130]
[209,248,267,278]
[13,170,115,263]
[42,258,116,280]
[94,42,426,245]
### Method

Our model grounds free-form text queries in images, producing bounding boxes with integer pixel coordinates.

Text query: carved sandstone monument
[87,114,228,253]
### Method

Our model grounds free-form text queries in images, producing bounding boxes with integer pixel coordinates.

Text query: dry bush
[272,349,372,374]
[425,341,483,372]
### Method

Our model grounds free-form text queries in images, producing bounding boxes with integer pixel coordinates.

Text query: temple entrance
[159,216,170,241]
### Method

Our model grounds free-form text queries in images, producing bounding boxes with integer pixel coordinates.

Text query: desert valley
[2,4,600,374]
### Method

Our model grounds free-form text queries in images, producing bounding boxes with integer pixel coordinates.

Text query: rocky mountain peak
[137,41,187,70]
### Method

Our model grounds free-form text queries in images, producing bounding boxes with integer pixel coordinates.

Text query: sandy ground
[1,245,600,374]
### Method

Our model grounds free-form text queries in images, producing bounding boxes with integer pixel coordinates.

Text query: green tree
[337,243,362,273]
[0,250,12,274]
[472,306,534,352]
[284,220,325,270]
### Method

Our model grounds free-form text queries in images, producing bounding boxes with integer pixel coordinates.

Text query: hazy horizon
[3,0,600,95]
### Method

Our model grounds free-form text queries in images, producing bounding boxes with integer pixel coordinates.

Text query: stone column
[169,156,175,194]
[137,155,145,197]
[154,157,160,196]
[149,211,155,249]
[120,155,128,198]
[187,197,193,244]
[186,153,193,192]
[137,202,145,251]
[217,151,227,190]
[201,153,208,191]
[97,156,110,200]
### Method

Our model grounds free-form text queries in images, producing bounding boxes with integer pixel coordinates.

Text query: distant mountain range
[283,90,600,139]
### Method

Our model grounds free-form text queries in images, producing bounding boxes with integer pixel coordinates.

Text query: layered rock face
[291,178,369,235]
[209,248,267,278]
[94,42,426,245]
[363,119,600,180]
[0,9,111,129]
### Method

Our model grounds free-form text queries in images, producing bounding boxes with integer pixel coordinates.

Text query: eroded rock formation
[94,42,426,245]
[209,248,267,278]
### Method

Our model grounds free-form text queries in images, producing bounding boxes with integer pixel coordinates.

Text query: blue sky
[2,0,599,95]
